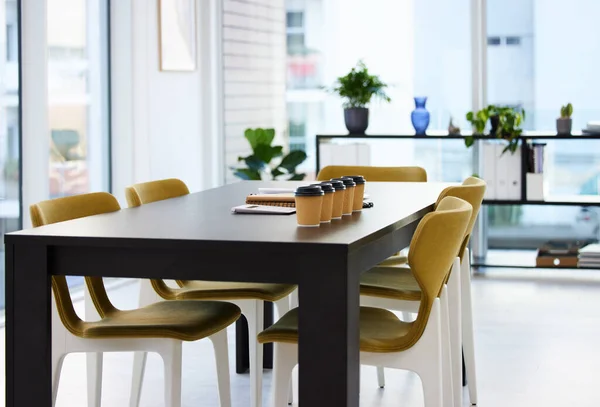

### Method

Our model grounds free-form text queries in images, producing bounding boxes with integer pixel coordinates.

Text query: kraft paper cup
[342,185,355,215]
[343,175,367,211]
[331,177,356,215]
[328,179,346,219]
[295,185,324,227]
[312,182,335,223]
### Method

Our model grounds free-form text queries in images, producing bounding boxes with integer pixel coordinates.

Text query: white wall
[222,0,287,183]
[111,0,220,201]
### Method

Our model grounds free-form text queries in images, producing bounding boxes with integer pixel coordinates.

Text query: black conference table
[5,180,450,406]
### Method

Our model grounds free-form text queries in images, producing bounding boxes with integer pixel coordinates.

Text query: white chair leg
[419,325,443,407]
[84,287,102,407]
[52,352,66,407]
[161,341,183,407]
[130,279,161,407]
[129,352,148,407]
[290,287,298,308]
[272,343,297,407]
[401,311,413,321]
[209,329,232,407]
[441,286,455,407]
[461,250,478,404]
[448,258,463,407]
[274,298,294,405]
[376,366,385,388]
[86,353,103,407]
[240,300,264,407]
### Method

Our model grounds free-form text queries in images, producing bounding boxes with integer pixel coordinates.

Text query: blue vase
[411,97,430,135]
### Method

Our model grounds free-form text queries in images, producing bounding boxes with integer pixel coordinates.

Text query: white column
[109,0,134,202]
[86,0,110,193]
[21,0,50,228]
[199,0,224,188]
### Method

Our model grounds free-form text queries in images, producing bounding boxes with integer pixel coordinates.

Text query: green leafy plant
[560,103,573,118]
[232,128,307,181]
[329,61,391,108]
[465,105,526,154]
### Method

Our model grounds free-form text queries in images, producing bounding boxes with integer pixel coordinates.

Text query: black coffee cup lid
[313,182,334,193]
[295,185,324,197]
[343,175,366,185]
[328,179,346,190]
[332,177,356,187]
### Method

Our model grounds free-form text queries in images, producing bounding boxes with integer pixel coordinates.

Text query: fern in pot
[329,61,391,134]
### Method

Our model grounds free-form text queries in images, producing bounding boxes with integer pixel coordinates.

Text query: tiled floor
[2,268,600,406]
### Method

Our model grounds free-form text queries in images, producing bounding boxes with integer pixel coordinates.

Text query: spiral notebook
[246,193,296,208]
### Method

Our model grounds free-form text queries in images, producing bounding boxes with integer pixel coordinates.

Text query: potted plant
[328,61,391,134]
[232,128,307,180]
[465,105,526,154]
[557,103,573,135]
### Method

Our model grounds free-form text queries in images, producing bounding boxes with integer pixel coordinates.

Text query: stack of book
[578,243,600,268]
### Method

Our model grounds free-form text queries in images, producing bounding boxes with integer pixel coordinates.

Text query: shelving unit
[316,132,600,270]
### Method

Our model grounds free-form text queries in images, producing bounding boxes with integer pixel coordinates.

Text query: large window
[286,0,472,177]
[48,0,110,199]
[486,0,600,248]
[0,0,20,310]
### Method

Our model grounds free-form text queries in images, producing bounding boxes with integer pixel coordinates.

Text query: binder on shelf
[495,144,510,200]
[482,142,496,199]
[506,146,522,200]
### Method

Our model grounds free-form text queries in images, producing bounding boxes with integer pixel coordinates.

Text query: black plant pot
[344,108,369,134]
[490,115,500,135]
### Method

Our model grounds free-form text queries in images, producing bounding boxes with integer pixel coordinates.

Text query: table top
[6,181,452,251]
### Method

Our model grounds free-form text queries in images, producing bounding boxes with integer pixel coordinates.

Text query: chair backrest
[316,166,427,182]
[434,176,486,259]
[30,192,122,336]
[400,196,472,350]
[125,178,191,290]
[125,178,190,208]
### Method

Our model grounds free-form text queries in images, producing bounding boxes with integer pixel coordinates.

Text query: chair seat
[360,266,421,301]
[163,281,297,302]
[79,300,241,341]
[257,307,412,353]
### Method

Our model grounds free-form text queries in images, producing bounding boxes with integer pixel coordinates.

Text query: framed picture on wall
[158,0,197,71]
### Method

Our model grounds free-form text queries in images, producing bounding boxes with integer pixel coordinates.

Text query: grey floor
[2,268,600,407]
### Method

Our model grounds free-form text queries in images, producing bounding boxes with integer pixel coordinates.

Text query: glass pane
[0,0,20,310]
[47,0,109,288]
[486,0,600,249]
[285,0,472,175]
[48,0,109,199]
[286,11,303,28]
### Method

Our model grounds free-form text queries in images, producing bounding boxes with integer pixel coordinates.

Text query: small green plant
[329,61,391,108]
[465,105,525,154]
[232,128,307,181]
[560,103,573,118]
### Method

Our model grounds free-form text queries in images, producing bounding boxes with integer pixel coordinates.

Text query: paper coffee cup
[295,185,324,227]
[331,177,356,215]
[328,179,346,219]
[312,183,334,222]
[343,175,366,211]
[342,186,355,215]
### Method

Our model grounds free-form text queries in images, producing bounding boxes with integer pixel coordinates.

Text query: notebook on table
[246,193,296,208]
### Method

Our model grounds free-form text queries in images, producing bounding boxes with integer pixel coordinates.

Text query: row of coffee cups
[295,175,366,227]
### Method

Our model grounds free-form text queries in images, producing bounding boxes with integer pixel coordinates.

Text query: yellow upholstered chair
[125,178,297,407]
[360,176,486,405]
[316,165,427,182]
[31,192,241,407]
[259,196,472,407]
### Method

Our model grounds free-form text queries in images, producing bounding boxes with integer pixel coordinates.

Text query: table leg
[298,265,360,406]
[235,301,274,373]
[5,243,52,407]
